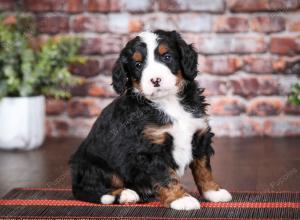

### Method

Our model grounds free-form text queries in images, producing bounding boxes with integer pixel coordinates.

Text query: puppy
[70,30,232,210]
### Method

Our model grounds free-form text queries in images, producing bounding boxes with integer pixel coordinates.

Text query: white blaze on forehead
[138,31,158,64]
[137,31,177,99]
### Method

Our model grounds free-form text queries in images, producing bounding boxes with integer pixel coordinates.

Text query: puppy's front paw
[170,196,200,210]
[100,194,116,204]
[203,189,232,202]
[119,189,140,204]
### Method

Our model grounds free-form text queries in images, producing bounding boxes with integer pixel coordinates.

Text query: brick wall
[2,0,300,137]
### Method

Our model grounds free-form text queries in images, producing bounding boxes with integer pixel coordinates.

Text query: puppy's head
[112,30,198,100]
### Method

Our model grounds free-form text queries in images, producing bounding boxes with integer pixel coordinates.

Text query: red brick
[68,118,97,137]
[72,15,107,33]
[24,0,67,12]
[210,96,246,116]
[250,16,285,33]
[247,97,283,116]
[37,16,69,34]
[196,76,229,96]
[230,76,279,97]
[88,83,112,97]
[233,37,267,54]
[178,14,211,32]
[187,0,225,12]
[52,119,69,137]
[270,36,300,55]
[214,16,248,33]
[210,116,258,137]
[102,55,118,74]
[199,56,243,75]
[289,16,300,32]
[87,0,120,12]
[101,35,123,54]
[46,99,66,115]
[262,117,300,136]
[46,118,71,137]
[71,83,89,97]
[0,0,14,10]
[211,116,300,137]
[45,119,53,137]
[87,77,116,98]
[181,33,200,45]
[285,102,300,115]
[158,0,187,12]
[272,58,288,72]
[80,37,102,55]
[67,0,84,13]
[122,0,154,12]
[269,0,300,11]
[24,0,85,12]
[70,59,101,78]
[108,13,129,33]
[81,35,122,55]
[67,99,101,117]
[290,21,300,32]
[71,81,116,98]
[243,56,273,74]
[197,36,267,54]
[142,14,177,30]
[228,0,268,12]
[228,0,300,12]
[129,18,143,32]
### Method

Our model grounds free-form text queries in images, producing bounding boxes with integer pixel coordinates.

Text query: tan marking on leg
[156,170,189,207]
[143,124,172,145]
[158,43,169,55]
[111,188,124,196]
[111,174,124,189]
[132,51,142,62]
[190,156,220,193]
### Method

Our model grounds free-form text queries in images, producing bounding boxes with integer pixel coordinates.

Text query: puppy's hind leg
[104,188,140,204]
[100,175,140,204]
[71,161,125,204]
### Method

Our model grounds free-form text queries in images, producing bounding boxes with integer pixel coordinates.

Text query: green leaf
[0,18,84,99]
[288,83,300,106]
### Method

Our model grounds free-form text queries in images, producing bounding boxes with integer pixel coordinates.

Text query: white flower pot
[0,96,45,150]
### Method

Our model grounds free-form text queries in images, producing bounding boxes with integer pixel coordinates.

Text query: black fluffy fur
[70,30,215,203]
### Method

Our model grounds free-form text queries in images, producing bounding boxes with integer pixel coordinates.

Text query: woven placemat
[0,188,299,219]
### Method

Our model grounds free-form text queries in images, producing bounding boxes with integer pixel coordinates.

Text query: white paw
[100,194,115,204]
[119,189,140,204]
[203,189,232,202]
[170,196,200,210]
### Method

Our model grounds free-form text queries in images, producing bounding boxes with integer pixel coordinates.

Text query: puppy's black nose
[150,77,162,87]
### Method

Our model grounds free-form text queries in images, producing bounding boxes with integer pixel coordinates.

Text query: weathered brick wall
[2,0,300,137]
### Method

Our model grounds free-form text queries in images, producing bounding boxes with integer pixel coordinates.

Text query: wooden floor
[0,137,299,198]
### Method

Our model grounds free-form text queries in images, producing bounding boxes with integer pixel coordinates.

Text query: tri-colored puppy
[70,30,232,210]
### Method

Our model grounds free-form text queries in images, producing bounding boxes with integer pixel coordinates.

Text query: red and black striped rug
[0,188,299,219]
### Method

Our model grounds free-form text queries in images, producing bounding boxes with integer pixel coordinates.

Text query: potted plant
[0,16,83,150]
[288,61,300,106]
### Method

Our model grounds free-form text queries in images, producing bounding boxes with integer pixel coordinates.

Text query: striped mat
[0,188,299,219]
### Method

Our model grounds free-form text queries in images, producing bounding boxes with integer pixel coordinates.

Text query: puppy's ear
[112,57,128,95]
[172,31,198,80]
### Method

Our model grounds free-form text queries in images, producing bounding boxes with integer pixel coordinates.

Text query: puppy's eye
[163,53,172,63]
[135,62,143,70]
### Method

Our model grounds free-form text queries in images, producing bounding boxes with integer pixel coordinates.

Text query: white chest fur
[153,96,207,176]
